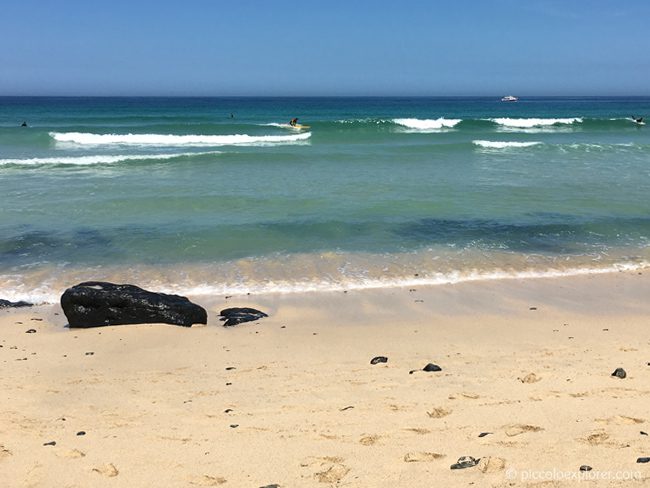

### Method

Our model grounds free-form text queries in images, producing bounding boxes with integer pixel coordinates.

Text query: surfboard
[279,123,311,130]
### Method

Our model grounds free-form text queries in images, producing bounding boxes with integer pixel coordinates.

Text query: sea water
[1,96,649,303]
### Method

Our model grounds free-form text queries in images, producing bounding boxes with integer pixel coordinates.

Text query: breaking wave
[393,118,462,131]
[50,131,311,146]
[0,151,221,166]
[489,117,583,128]
[473,140,543,149]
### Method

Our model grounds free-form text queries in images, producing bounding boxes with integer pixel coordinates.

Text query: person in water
[289,118,298,126]
[632,115,644,123]
[21,121,27,127]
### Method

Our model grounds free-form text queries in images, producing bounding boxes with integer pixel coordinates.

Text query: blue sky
[1,0,649,96]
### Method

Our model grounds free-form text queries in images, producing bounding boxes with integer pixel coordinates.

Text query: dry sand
[1,271,649,487]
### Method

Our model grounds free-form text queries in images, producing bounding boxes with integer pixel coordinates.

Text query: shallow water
[1,96,649,302]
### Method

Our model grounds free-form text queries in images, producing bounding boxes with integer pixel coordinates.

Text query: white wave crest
[393,118,462,131]
[473,140,542,149]
[490,117,582,128]
[50,131,311,146]
[0,151,221,166]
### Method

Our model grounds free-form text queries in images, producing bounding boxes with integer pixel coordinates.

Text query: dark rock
[85,352,94,356]
[450,456,479,470]
[641,431,648,436]
[637,457,650,463]
[61,282,207,328]
[579,465,592,471]
[229,424,239,428]
[0,299,33,308]
[370,356,388,365]
[611,368,626,379]
[43,441,56,446]
[339,406,354,411]
[224,409,233,413]
[25,329,37,334]
[219,307,268,327]
[225,367,236,370]
[77,431,86,436]
[260,485,280,488]
[423,363,442,372]
[478,432,492,438]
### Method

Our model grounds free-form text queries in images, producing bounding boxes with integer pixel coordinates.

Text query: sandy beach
[1,271,649,487]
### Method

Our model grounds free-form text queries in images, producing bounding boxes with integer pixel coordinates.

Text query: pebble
[43,441,56,446]
[423,363,442,372]
[450,456,479,470]
[259,485,280,488]
[579,465,592,471]
[637,457,650,463]
[25,329,37,334]
[339,406,354,411]
[611,368,626,379]
[77,431,86,436]
[225,367,236,370]
[229,424,239,429]
[641,431,648,436]
[85,352,94,356]
[370,356,388,365]
[224,409,233,413]
[478,432,492,438]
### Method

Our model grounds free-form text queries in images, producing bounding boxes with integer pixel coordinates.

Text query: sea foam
[393,118,462,131]
[473,140,542,149]
[489,117,582,128]
[0,152,221,166]
[50,131,311,146]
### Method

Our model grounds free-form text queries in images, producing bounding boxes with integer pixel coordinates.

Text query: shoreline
[1,271,649,486]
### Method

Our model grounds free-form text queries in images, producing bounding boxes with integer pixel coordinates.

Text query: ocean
[1,96,649,303]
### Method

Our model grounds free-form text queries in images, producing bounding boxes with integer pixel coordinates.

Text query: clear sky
[1,0,649,96]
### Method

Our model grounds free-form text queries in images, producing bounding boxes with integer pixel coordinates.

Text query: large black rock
[0,299,33,308]
[219,307,268,327]
[60,282,207,328]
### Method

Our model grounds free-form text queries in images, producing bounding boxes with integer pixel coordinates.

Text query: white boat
[501,95,518,102]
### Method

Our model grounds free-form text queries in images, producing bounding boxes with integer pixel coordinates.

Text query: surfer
[634,116,644,124]
[21,121,27,127]
[289,118,298,127]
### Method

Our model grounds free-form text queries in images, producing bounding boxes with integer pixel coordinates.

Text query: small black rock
[579,465,592,472]
[478,432,492,438]
[641,431,648,436]
[423,363,442,372]
[260,485,280,488]
[85,352,94,356]
[450,456,479,470]
[25,329,37,334]
[224,409,233,413]
[76,431,86,436]
[43,441,56,446]
[219,307,268,327]
[230,424,239,428]
[637,457,650,463]
[370,356,388,365]
[225,367,236,370]
[611,367,626,379]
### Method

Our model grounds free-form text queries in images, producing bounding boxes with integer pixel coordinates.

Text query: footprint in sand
[504,424,544,437]
[403,452,445,463]
[519,373,542,384]
[189,475,227,486]
[0,445,12,460]
[477,457,506,473]
[359,435,380,446]
[302,457,350,484]
[92,463,119,477]
[427,407,452,418]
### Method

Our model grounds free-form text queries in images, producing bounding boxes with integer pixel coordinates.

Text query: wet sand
[1,272,649,487]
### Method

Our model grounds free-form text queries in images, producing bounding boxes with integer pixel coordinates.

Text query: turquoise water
[1,97,649,302]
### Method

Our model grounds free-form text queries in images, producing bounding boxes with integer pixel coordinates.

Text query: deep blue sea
[1,96,649,303]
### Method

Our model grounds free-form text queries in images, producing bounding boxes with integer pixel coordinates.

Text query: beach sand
[1,272,649,487]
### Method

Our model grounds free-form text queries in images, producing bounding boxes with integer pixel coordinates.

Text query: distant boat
[501,95,518,102]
